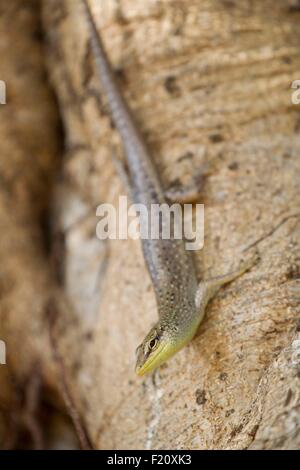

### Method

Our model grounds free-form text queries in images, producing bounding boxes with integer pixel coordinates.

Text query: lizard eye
[149,338,158,350]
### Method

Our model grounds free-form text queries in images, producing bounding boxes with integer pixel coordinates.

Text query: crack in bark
[243,213,300,252]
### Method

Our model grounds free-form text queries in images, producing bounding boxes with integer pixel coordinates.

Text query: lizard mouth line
[135,342,169,376]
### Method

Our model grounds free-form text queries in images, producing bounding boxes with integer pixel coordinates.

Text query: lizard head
[135,322,183,376]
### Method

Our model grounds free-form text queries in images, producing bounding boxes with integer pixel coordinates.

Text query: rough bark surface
[1,0,300,449]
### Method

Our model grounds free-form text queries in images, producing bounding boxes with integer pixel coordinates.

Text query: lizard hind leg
[165,173,204,204]
[165,159,217,204]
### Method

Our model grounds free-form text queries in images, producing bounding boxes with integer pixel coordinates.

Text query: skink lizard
[81,0,256,376]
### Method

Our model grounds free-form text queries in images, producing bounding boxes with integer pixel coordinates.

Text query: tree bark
[1,0,300,449]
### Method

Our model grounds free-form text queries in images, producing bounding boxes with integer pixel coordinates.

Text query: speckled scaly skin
[82,0,257,375]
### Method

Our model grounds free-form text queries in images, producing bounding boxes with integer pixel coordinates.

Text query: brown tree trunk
[1,0,300,449]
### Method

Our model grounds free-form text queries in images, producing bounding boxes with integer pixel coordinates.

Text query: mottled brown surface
[1,0,300,449]
[0,0,61,447]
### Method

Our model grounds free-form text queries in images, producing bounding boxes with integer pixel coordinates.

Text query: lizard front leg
[195,253,259,322]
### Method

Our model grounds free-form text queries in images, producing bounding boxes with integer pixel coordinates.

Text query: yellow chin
[135,341,173,376]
